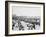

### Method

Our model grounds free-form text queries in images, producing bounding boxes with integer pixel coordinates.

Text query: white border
[8,2,43,34]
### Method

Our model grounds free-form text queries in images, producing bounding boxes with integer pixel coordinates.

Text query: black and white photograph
[12,6,40,31]
[5,1,45,36]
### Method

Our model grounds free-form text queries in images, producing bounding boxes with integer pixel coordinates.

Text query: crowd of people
[12,16,40,31]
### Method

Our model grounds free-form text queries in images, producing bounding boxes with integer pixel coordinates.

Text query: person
[27,23,33,30]
[12,20,19,31]
[18,20,24,30]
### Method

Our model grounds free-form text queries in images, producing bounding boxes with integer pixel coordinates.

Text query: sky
[12,6,41,17]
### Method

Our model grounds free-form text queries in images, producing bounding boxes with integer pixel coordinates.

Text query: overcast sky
[12,6,41,17]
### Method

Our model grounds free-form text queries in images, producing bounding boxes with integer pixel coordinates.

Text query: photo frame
[5,1,45,36]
